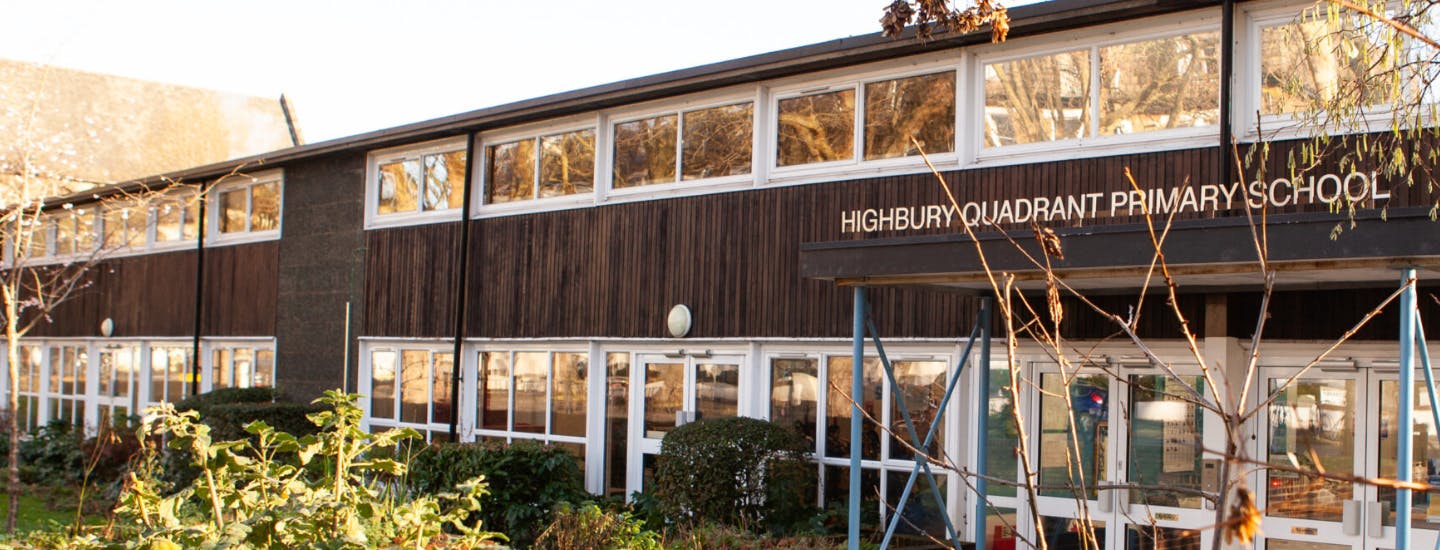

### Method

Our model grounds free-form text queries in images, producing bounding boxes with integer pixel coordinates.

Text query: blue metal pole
[849,286,867,550]
[1398,268,1418,550]
[974,297,993,550]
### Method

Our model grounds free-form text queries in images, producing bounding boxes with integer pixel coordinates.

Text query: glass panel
[102,208,123,248]
[234,348,254,389]
[486,140,535,204]
[539,129,596,197]
[770,358,818,447]
[1128,375,1205,508]
[75,348,87,394]
[695,361,738,421]
[864,71,956,160]
[213,349,233,389]
[254,349,274,387]
[984,50,1091,147]
[823,465,880,530]
[370,350,396,419]
[17,347,34,394]
[27,218,48,257]
[643,361,684,438]
[604,352,629,496]
[983,508,1019,550]
[399,349,429,424]
[155,201,182,242]
[480,352,511,430]
[681,103,753,180]
[1037,372,1109,499]
[777,89,856,166]
[54,214,75,255]
[552,352,587,437]
[61,347,75,395]
[1265,378,1354,521]
[431,352,454,424]
[885,470,948,540]
[988,367,1019,496]
[1100,33,1219,135]
[377,158,420,214]
[74,208,95,252]
[422,151,465,211]
[150,349,168,402]
[114,349,132,398]
[890,359,946,460]
[1125,525,1200,550]
[1040,516,1106,550]
[168,348,188,402]
[99,351,113,396]
[48,347,60,394]
[1261,14,1399,114]
[1379,380,1440,528]
[182,197,200,240]
[825,356,883,460]
[219,189,247,234]
[612,114,678,188]
[512,351,547,433]
[250,182,280,231]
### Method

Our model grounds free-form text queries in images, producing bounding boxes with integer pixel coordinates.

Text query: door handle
[1342,500,1362,536]
[1367,501,1385,538]
[1096,488,1113,513]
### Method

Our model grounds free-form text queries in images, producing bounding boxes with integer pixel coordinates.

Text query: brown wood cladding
[28,251,198,338]
[201,242,279,336]
[362,224,460,338]
[357,139,1433,340]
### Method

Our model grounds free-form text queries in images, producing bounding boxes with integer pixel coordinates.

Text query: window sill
[365,209,465,231]
[206,229,280,248]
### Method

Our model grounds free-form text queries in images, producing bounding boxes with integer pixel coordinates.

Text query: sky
[0,0,946,144]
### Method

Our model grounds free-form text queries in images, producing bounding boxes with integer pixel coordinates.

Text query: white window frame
[767,55,963,183]
[604,91,759,199]
[359,340,456,441]
[469,345,589,449]
[201,338,277,392]
[970,10,1224,166]
[147,188,203,253]
[364,136,470,230]
[474,114,601,218]
[1237,0,1417,142]
[207,170,283,247]
[143,341,194,407]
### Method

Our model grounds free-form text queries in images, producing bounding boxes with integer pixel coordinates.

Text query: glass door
[1365,373,1440,550]
[96,346,138,428]
[1256,367,1366,549]
[1030,364,1115,550]
[628,353,744,495]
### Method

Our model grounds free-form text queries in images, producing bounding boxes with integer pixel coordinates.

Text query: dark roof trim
[53,0,1218,207]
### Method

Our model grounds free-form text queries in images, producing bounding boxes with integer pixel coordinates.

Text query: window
[29,207,99,259]
[211,171,282,241]
[209,343,275,390]
[1257,7,1415,116]
[475,350,588,449]
[47,344,87,429]
[777,71,954,168]
[153,194,201,244]
[102,202,148,249]
[15,346,41,432]
[983,30,1218,149]
[149,346,191,405]
[367,138,468,227]
[367,346,455,441]
[612,102,753,189]
[485,128,596,204]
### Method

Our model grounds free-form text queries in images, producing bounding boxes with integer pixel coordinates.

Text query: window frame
[475,115,601,217]
[202,339,277,392]
[207,170,283,247]
[605,93,759,198]
[360,341,457,441]
[1238,0,1417,141]
[364,137,470,230]
[470,346,590,449]
[767,58,963,181]
[969,11,1224,165]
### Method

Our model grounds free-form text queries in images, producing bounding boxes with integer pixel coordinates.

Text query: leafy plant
[534,501,660,550]
[36,390,510,548]
[17,421,82,487]
[408,440,588,547]
[654,417,816,535]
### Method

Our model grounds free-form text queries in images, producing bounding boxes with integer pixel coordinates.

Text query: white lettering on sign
[839,172,1389,234]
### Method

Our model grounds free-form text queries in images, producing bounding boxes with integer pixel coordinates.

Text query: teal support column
[849,287,867,550]
[1398,268,1418,549]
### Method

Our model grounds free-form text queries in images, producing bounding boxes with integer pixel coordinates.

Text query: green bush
[654,417,816,534]
[408,440,588,547]
[174,386,279,412]
[161,387,324,492]
[18,420,82,486]
[534,501,660,550]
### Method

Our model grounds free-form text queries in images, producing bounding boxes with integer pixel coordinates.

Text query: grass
[0,489,100,534]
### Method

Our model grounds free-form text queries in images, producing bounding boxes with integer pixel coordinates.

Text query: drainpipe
[1220,0,1235,187]
[448,135,477,441]
[190,180,209,397]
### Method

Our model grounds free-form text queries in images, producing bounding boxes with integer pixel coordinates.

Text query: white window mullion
[1089,46,1102,139]
[853,84,865,163]
[674,111,685,184]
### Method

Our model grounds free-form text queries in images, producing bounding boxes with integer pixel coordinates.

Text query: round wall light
[99,318,114,338]
[667,305,692,338]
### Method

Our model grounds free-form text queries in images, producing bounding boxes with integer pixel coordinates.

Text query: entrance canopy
[800,210,1440,293]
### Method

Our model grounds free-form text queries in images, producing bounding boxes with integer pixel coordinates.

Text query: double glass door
[95,346,138,428]
[1257,367,1440,550]
[628,353,746,494]
[1023,364,1213,550]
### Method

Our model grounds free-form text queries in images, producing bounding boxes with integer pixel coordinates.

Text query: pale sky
[0,0,971,144]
